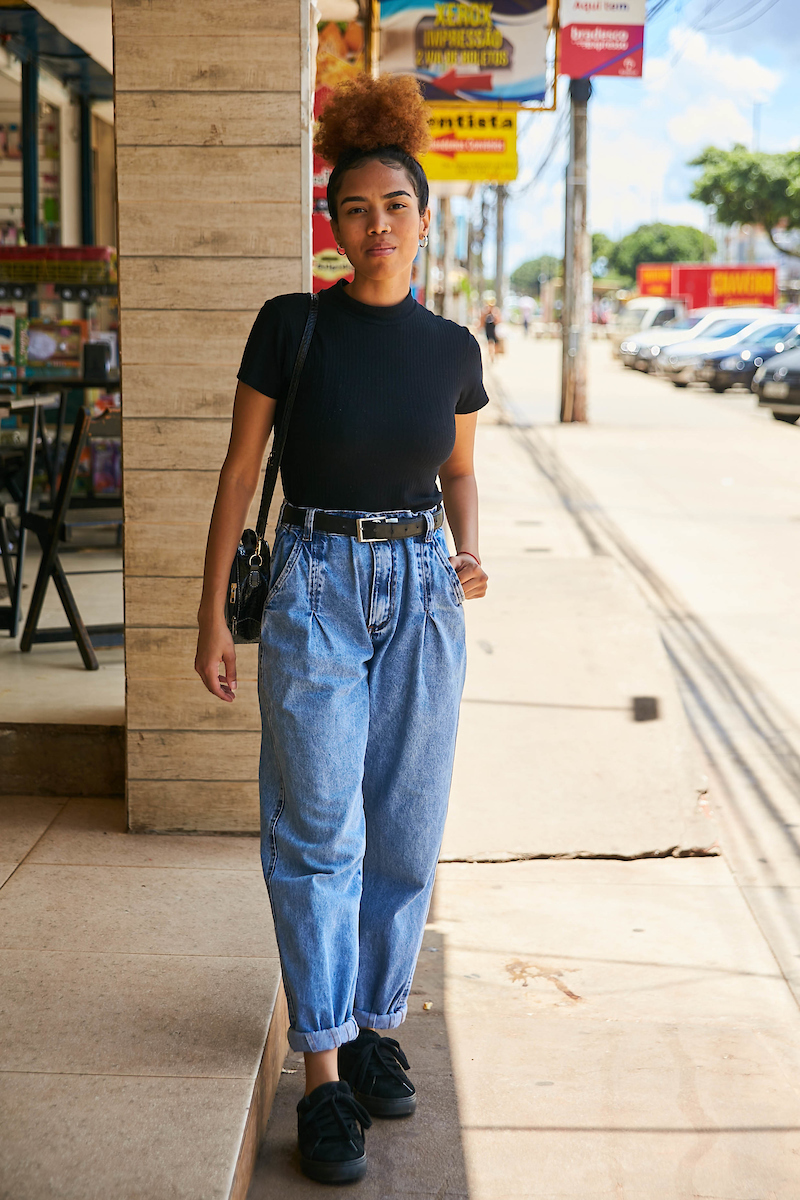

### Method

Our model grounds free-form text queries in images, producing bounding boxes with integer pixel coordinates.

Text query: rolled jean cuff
[287,1016,360,1054]
[353,1004,407,1031]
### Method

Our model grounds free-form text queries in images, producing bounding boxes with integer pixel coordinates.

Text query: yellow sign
[420,105,517,183]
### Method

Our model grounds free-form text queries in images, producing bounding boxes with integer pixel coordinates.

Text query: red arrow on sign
[430,134,506,157]
[436,68,494,94]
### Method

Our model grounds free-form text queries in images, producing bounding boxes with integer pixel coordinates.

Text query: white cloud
[507,24,783,268]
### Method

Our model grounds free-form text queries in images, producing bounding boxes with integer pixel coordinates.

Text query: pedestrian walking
[194,73,489,1185]
[481,301,500,360]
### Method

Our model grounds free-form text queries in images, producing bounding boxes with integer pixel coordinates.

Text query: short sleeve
[237,297,293,400]
[455,331,490,414]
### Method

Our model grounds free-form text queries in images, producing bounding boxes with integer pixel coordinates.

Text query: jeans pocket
[432,536,466,605]
[266,527,304,605]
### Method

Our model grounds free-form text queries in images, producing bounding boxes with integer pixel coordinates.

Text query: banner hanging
[559,0,645,79]
[380,0,549,105]
[421,105,517,181]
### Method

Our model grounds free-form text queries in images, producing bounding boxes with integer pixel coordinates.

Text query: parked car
[653,311,785,387]
[695,321,800,392]
[610,296,687,359]
[627,307,760,372]
[753,346,800,423]
[618,312,708,369]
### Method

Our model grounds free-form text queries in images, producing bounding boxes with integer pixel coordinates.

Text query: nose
[367,206,390,236]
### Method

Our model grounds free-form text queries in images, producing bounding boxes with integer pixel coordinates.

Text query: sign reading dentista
[637,263,778,310]
[559,0,645,79]
[421,105,518,181]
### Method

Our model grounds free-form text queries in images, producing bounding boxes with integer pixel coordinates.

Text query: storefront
[0,1,122,790]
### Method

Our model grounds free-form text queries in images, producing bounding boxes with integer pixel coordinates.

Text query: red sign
[559,0,645,78]
[637,263,778,310]
[312,20,366,292]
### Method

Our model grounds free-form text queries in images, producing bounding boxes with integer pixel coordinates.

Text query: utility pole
[475,188,488,302]
[441,194,454,319]
[560,78,591,424]
[495,183,506,311]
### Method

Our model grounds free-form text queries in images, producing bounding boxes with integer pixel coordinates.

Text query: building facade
[113,0,312,831]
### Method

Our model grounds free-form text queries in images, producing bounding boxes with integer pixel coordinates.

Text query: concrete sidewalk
[248,382,800,1197]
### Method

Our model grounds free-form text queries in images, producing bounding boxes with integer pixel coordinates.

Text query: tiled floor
[0,544,124,725]
[0,794,282,1200]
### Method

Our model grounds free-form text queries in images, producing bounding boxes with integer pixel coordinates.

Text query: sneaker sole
[300,1152,367,1184]
[354,1090,417,1118]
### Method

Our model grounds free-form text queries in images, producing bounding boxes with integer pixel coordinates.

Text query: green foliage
[608,222,715,279]
[591,231,615,278]
[689,144,800,259]
[510,254,562,296]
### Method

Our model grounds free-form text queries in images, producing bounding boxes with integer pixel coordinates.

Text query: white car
[653,310,784,386]
[619,308,723,370]
[611,296,687,359]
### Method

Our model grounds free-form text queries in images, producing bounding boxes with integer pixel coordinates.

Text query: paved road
[491,332,800,1000]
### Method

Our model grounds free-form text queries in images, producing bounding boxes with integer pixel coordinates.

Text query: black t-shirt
[236,279,489,512]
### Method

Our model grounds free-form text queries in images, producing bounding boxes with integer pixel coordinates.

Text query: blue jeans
[258,502,467,1053]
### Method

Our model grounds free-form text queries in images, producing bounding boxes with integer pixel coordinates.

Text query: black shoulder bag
[225,293,319,644]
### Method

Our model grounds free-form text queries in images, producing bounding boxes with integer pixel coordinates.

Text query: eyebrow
[340,190,413,203]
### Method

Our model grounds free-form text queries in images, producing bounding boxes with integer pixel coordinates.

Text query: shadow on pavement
[246,918,470,1198]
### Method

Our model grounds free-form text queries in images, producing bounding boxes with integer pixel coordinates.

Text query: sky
[502,0,800,273]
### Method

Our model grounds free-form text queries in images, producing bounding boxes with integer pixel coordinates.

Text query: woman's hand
[451,553,488,600]
[195,617,238,702]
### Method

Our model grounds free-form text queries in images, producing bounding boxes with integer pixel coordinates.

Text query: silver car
[653,310,784,386]
[618,312,710,369]
[626,308,742,372]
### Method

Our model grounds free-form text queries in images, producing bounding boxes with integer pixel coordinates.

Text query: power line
[510,107,570,199]
[694,0,753,28]
[699,0,783,32]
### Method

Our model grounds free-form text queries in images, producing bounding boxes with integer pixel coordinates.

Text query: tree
[510,254,562,296]
[591,232,615,277]
[608,222,715,279]
[689,144,800,259]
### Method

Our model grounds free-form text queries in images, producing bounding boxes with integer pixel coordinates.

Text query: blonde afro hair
[314,74,431,165]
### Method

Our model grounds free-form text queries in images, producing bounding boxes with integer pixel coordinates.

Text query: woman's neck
[344,271,412,308]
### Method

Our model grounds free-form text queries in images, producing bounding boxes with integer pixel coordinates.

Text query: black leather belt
[282,503,444,543]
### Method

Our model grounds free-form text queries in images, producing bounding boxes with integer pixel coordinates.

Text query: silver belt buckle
[356,516,387,543]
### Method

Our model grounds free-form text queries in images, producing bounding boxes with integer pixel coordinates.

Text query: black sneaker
[297,1080,372,1184]
[338,1028,417,1118]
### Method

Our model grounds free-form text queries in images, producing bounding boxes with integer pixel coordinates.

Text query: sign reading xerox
[379,0,549,104]
[559,0,646,79]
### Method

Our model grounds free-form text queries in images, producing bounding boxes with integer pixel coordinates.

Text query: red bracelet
[459,550,481,566]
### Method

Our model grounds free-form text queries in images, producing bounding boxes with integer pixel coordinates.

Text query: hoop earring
[419,234,429,249]
[336,245,346,256]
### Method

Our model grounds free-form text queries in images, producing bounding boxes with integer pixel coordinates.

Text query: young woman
[194,74,488,1185]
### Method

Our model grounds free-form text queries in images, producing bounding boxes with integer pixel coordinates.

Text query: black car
[694,321,800,393]
[753,344,800,423]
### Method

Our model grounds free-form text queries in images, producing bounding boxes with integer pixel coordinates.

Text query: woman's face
[331,159,430,284]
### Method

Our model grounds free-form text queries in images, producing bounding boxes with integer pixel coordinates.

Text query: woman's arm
[194,380,278,701]
[439,411,488,600]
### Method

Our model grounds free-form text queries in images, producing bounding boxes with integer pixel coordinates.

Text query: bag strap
[255,292,319,541]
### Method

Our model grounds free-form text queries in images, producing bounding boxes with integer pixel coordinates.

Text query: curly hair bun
[314,74,431,165]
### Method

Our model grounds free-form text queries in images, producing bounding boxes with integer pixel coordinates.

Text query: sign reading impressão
[559,0,645,78]
[421,105,517,181]
[380,0,549,104]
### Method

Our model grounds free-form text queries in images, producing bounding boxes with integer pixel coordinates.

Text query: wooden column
[113,0,312,831]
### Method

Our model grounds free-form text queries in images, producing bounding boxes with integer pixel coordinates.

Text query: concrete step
[0,795,285,1200]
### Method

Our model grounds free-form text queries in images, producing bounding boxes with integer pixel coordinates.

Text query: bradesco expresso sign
[379,0,549,104]
[559,0,645,78]
[637,264,778,309]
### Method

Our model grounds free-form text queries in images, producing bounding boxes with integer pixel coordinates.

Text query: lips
[366,244,395,256]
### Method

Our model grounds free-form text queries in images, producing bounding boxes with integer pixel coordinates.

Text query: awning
[0,1,112,100]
